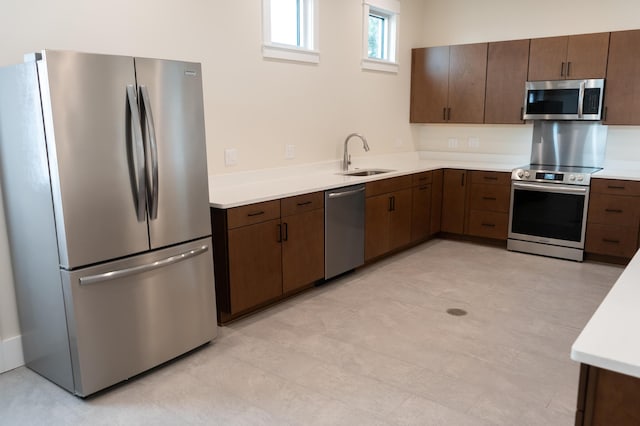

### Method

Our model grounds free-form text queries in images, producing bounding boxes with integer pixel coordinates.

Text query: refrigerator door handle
[79,244,210,285]
[126,85,146,222]
[140,85,159,220]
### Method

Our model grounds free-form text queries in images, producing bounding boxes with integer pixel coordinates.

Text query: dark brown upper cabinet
[528,33,609,81]
[410,43,487,124]
[484,39,530,124]
[603,30,640,125]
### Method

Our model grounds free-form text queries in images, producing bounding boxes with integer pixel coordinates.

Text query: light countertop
[571,250,640,378]
[208,152,525,208]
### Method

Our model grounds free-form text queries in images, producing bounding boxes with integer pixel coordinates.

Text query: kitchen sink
[340,168,395,176]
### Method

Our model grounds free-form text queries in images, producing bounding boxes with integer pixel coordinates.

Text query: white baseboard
[0,335,24,373]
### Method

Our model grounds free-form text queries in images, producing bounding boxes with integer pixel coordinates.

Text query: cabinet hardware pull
[461,173,465,187]
[567,61,571,77]
[391,195,396,211]
[283,222,288,241]
[520,107,524,121]
[605,208,623,213]
[443,107,446,121]
[418,177,427,181]
[419,185,429,190]
[483,176,498,181]
[602,238,620,244]
[388,196,393,212]
[560,61,565,77]
[607,185,625,190]
[277,224,282,242]
[296,201,312,206]
[482,196,497,201]
[603,106,608,121]
[248,210,265,217]
[481,223,496,227]
[447,107,451,121]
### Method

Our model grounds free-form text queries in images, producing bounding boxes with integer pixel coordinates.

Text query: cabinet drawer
[586,223,639,258]
[591,179,640,196]
[470,170,510,186]
[412,171,433,186]
[467,210,508,240]
[588,194,640,227]
[227,200,281,229]
[281,192,324,217]
[468,184,510,212]
[366,175,413,197]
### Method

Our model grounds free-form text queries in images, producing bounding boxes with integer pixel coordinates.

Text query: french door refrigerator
[0,50,217,397]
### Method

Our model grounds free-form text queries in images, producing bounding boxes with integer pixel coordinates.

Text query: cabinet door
[411,184,432,242]
[441,169,467,234]
[282,209,324,293]
[228,219,282,314]
[430,169,443,235]
[485,39,530,124]
[365,194,391,261]
[410,46,449,123]
[448,43,488,123]
[565,32,609,79]
[604,30,640,125]
[389,189,413,251]
[528,36,568,80]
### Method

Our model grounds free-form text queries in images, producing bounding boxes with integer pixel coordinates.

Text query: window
[362,0,400,73]
[262,0,319,64]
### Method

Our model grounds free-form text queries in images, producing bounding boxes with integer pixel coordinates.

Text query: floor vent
[446,308,467,316]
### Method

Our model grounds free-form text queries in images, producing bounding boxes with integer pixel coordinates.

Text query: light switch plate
[447,138,458,149]
[285,144,295,159]
[224,148,237,166]
[468,137,480,148]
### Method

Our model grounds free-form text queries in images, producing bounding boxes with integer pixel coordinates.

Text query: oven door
[508,181,590,249]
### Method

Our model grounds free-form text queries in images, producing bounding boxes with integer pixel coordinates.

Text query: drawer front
[227,200,281,229]
[468,184,510,212]
[467,210,509,240]
[366,175,413,197]
[470,170,510,186]
[591,179,640,196]
[281,191,324,217]
[586,223,639,258]
[588,194,640,227]
[412,171,433,186]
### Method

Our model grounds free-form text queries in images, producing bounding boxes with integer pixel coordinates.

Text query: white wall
[0,0,425,370]
[415,0,640,163]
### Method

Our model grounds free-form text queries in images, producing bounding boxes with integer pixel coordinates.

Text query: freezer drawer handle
[126,85,146,222]
[140,85,159,220]
[79,245,209,285]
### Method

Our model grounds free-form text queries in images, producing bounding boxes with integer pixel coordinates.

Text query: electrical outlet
[447,138,458,149]
[285,144,295,159]
[468,137,480,148]
[224,148,237,166]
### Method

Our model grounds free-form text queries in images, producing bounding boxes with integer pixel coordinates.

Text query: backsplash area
[415,123,640,169]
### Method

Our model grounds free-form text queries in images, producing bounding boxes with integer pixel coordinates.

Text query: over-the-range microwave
[523,78,605,120]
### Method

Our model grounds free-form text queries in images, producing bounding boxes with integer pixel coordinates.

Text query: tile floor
[0,239,624,425]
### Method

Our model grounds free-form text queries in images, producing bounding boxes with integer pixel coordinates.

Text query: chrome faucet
[343,133,370,171]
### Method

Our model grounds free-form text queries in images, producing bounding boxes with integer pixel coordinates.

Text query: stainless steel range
[507,121,608,261]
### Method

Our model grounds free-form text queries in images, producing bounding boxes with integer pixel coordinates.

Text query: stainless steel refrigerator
[0,50,217,397]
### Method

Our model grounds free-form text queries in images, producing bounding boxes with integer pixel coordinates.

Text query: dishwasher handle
[327,187,365,199]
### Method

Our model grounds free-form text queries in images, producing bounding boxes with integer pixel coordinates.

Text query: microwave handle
[578,80,585,119]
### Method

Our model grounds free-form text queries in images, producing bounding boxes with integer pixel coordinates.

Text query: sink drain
[446,308,467,316]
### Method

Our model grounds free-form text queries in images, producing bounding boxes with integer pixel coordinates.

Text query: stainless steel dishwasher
[325,184,366,279]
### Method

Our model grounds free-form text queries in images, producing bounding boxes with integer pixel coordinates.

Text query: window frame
[362,0,400,73]
[262,0,320,64]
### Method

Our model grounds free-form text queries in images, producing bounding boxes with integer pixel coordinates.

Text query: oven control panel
[511,169,591,185]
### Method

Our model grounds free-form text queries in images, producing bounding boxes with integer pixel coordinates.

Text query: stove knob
[516,170,524,178]
[524,171,530,178]
[577,175,584,182]
[569,175,576,181]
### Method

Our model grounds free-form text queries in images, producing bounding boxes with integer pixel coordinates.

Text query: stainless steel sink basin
[340,169,395,177]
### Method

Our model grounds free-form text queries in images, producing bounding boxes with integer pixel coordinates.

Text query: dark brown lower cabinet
[441,169,467,234]
[228,219,283,314]
[576,364,640,425]
[282,208,324,293]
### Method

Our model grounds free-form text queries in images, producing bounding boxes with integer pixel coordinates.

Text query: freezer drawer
[60,237,217,397]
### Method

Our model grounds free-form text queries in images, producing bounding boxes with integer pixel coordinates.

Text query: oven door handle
[512,181,589,195]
